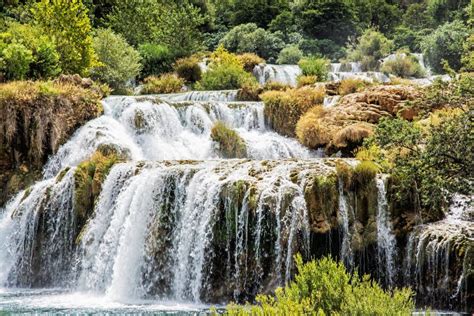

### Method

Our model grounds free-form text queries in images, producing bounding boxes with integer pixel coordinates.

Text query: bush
[421,20,469,74]
[225,255,414,315]
[263,81,291,92]
[461,34,474,72]
[277,45,303,64]
[210,121,247,158]
[298,38,346,61]
[338,78,371,95]
[381,53,426,78]
[296,75,316,88]
[347,28,394,71]
[173,56,202,83]
[0,22,61,80]
[261,86,325,137]
[298,57,330,81]
[237,53,264,72]
[219,23,285,60]
[91,28,141,90]
[138,43,174,79]
[141,73,184,94]
[295,106,331,148]
[237,80,262,101]
[32,0,97,76]
[1,43,33,80]
[197,46,255,90]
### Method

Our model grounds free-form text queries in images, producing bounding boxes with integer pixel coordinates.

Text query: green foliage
[347,28,394,71]
[277,45,303,64]
[225,255,414,315]
[0,22,61,80]
[298,38,345,61]
[229,0,289,28]
[138,43,174,79]
[421,20,469,73]
[197,46,255,90]
[461,34,474,72]
[381,53,426,78]
[91,28,141,90]
[141,73,184,94]
[173,56,202,83]
[106,0,204,55]
[392,25,427,52]
[32,0,97,76]
[1,42,33,80]
[219,23,284,60]
[293,0,357,45]
[298,57,330,81]
[210,121,247,158]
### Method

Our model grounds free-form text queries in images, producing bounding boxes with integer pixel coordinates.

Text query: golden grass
[237,53,264,72]
[338,78,372,95]
[333,123,374,148]
[141,73,184,94]
[297,75,317,88]
[295,106,332,148]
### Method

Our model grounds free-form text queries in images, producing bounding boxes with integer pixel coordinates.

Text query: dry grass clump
[261,85,325,137]
[211,121,247,158]
[141,73,184,94]
[0,79,103,167]
[263,81,291,92]
[237,53,264,72]
[173,56,202,83]
[237,80,263,101]
[333,123,374,148]
[338,78,372,95]
[295,106,332,148]
[297,75,317,88]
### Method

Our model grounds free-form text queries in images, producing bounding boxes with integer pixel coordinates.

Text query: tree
[32,0,97,76]
[230,0,289,28]
[293,0,357,45]
[421,20,469,73]
[91,28,141,90]
[219,23,284,60]
[347,28,394,71]
[106,0,204,56]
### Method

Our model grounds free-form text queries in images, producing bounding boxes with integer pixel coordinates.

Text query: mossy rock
[211,121,247,158]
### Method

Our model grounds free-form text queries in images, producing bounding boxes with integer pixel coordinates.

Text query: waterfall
[253,64,301,87]
[404,195,473,308]
[338,180,353,269]
[323,96,340,108]
[158,90,238,102]
[375,175,396,287]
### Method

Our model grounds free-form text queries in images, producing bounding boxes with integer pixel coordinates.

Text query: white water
[338,180,354,269]
[376,175,397,287]
[253,64,302,87]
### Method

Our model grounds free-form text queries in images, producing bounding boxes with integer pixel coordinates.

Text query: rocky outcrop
[0,78,106,206]
[296,85,422,155]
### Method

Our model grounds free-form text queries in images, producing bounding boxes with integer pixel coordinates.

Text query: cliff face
[0,76,106,206]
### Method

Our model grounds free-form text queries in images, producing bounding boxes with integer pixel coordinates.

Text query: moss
[55,167,71,183]
[211,121,247,158]
[73,149,123,228]
[305,174,339,234]
[261,86,325,137]
[353,161,380,190]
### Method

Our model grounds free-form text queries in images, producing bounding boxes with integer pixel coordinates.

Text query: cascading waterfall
[338,180,354,269]
[375,175,396,287]
[253,64,302,87]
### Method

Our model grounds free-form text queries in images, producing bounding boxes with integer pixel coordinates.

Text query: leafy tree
[91,28,141,90]
[138,43,174,78]
[31,0,97,76]
[1,42,33,80]
[298,38,345,61]
[230,0,289,28]
[219,23,284,60]
[268,10,299,41]
[0,21,61,79]
[352,0,401,35]
[347,28,394,71]
[293,0,357,45]
[421,20,469,73]
[426,0,471,23]
[106,0,204,56]
[277,45,303,64]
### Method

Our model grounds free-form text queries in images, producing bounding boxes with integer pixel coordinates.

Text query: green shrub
[421,20,469,74]
[298,57,330,81]
[173,56,202,83]
[277,45,303,64]
[296,75,316,88]
[347,28,394,71]
[1,43,33,80]
[236,53,264,72]
[197,46,255,90]
[381,53,426,78]
[225,255,414,315]
[298,38,346,61]
[210,121,247,158]
[141,73,184,94]
[138,43,174,79]
[461,34,474,72]
[0,22,61,80]
[32,0,97,76]
[261,86,325,137]
[91,28,142,90]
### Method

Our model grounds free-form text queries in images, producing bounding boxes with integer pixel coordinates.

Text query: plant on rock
[173,56,202,83]
[347,28,394,71]
[381,53,425,78]
[237,53,264,72]
[298,57,330,82]
[211,121,247,158]
[141,73,184,94]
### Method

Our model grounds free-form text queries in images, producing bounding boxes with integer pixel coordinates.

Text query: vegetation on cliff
[224,255,414,315]
[211,122,247,158]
